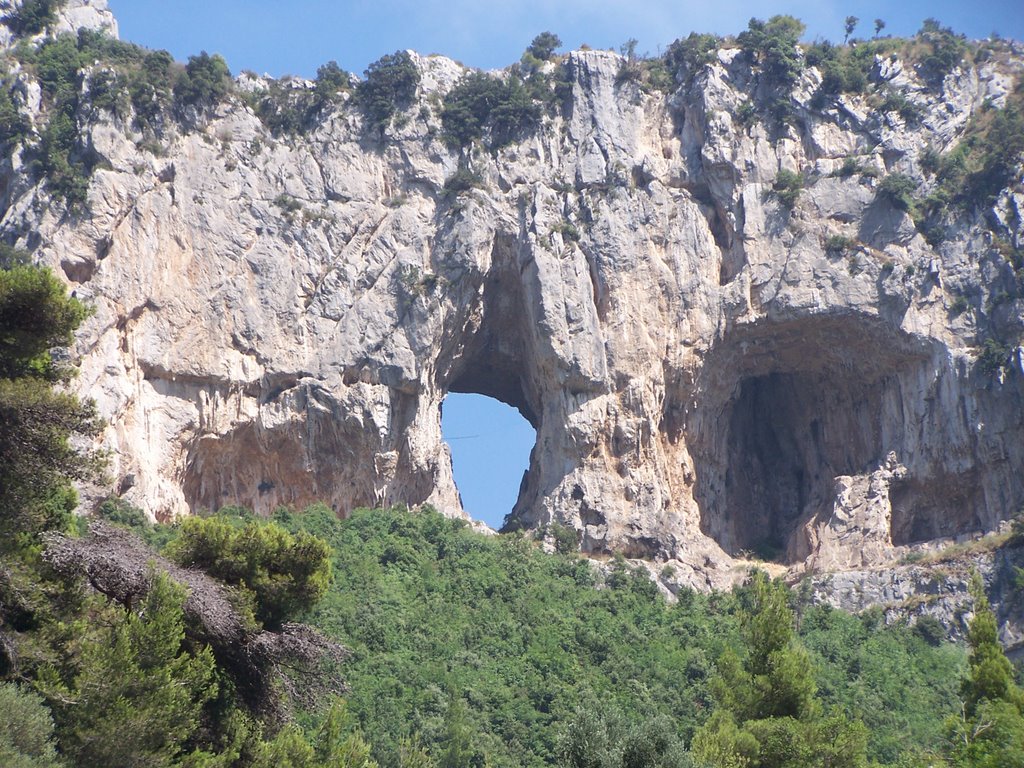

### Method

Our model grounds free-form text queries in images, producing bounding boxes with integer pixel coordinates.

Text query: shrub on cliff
[738,15,806,88]
[441,71,539,149]
[357,50,419,132]
[664,32,720,84]
[773,169,803,208]
[526,31,562,62]
[915,18,968,86]
[174,50,232,109]
[4,0,58,37]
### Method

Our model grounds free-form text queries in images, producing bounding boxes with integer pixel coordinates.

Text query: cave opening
[441,392,536,530]
[688,316,934,565]
[715,371,886,560]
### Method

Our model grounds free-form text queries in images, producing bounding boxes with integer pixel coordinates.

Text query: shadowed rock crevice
[890,473,984,546]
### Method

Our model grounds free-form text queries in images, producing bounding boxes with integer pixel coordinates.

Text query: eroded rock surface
[2,9,1023,588]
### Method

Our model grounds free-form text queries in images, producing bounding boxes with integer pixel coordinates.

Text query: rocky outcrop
[806,539,1024,658]
[2,8,1023,588]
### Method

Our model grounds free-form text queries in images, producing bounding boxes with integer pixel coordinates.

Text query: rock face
[2,8,1023,587]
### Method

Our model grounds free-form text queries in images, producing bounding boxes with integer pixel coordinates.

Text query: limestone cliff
[2,2,1023,591]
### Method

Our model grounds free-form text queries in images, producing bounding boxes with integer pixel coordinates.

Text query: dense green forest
[3,7,1024,766]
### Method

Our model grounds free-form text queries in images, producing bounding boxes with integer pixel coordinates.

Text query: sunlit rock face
[3,8,1023,587]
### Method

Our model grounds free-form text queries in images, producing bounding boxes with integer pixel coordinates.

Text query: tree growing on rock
[844,16,859,45]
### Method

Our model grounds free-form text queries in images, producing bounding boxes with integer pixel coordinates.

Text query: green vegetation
[737,16,806,88]
[250,505,965,768]
[174,50,232,109]
[977,338,1014,377]
[440,72,539,149]
[526,32,562,63]
[772,169,803,208]
[692,572,869,768]
[167,513,332,629]
[824,235,857,255]
[39,572,219,767]
[0,254,101,541]
[11,30,186,206]
[943,575,1024,767]
[442,165,484,196]
[877,173,918,212]
[922,80,1024,218]
[357,51,420,133]
[4,0,59,37]
[663,33,720,85]
[0,683,64,768]
[914,19,969,86]
[251,61,351,136]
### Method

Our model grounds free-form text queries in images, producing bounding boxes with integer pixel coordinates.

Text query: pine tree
[692,572,867,768]
[944,574,1024,767]
[39,573,219,767]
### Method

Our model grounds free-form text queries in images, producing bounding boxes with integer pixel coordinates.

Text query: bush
[314,60,351,103]
[442,165,484,196]
[915,19,967,86]
[878,88,921,123]
[166,515,332,628]
[441,71,539,149]
[174,51,232,109]
[4,0,58,37]
[0,78,30,147]
[773,169,804,208]
[357,50,419,132]
[738,15,807,88]
[253,76,341,137]
[949,295,970,316]
[664,33,720,84]
[977,338,1013,376]
[878,173,917,211]
[825,234,857,254]
[128,49,176,129]
[834,157,861,177]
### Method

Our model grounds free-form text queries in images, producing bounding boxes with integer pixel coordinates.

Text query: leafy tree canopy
[166,513,332,629]
[357,50,420,132]
[737,15,807,87]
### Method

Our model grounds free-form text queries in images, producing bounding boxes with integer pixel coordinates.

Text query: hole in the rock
[441,392,536,531]
[702,371,888,562]
[687,315,942,565]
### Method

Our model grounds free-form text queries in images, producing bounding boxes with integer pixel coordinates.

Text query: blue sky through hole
[442,393,536,530]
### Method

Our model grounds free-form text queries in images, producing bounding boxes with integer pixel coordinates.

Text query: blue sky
[109,1,1024,80]
[105,1,1023,527]
[441,395,534,529]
